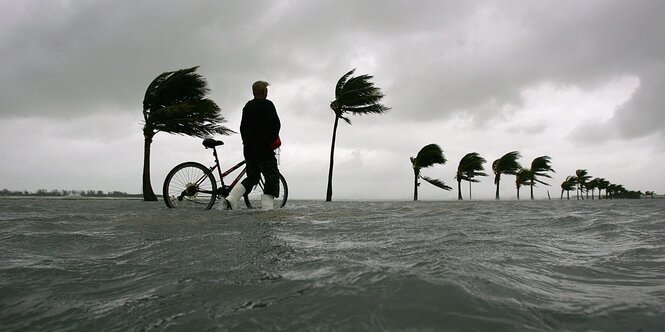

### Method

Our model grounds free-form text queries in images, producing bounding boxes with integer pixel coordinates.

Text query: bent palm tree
[596,178,609,199]
[587,178,600,199]
[142,66,232,201]
[456,152,487,200]
[326,69,389,201]
[492,151,522,200]
[411,144,451,201]
[515,169,531,200]
[528,156,555,200]
[575,169,591,200]
[560,176,577,200]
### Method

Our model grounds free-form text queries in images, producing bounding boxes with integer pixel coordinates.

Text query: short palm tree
[492,151,522,200]
[527,156,555,200]
[575,169,591,200]
[326,69,389,202]
[515,168,531,200]
[456,152,487,200]
[411,144,451,201]
[596,178,609,199]
[587,178,600,199]
[560,176,577,200]
[142,66,232,201]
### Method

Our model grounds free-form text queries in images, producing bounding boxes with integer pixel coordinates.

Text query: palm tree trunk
[413,169,419,201]
[495,175,501,200]
[457,178,463,200]
[517,187,520,200]
[560,189,564,199]
[142,134,158,201]
[469,181,472,200]
[530,183,534,200]
[325,115,340,202]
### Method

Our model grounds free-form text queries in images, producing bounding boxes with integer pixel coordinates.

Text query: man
[225,81,281,210]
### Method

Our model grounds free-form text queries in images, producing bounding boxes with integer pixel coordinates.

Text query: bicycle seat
[202,138,224,149]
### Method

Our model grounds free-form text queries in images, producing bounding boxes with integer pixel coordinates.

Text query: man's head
[252,81,269,99]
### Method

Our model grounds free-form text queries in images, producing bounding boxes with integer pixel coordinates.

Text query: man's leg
[225,160,259,210]
[259,159,280,210]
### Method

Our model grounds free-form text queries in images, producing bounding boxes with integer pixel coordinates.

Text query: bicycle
[162,138,288,210]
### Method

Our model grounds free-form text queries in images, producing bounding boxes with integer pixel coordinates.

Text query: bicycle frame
[209,145,246,198]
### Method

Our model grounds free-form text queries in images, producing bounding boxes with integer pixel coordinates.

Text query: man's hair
[252,81,269,97]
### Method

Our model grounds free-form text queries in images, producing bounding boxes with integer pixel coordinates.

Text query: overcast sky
[1,0,664,200]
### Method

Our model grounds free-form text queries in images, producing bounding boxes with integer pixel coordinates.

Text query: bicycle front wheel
[243,173,288,210]
[163,162,217,210]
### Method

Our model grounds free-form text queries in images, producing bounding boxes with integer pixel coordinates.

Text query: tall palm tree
[575,169,591,200]
[560,176,577,200]
[527,156,555,200]
[326,69,389,201]
[492,151,522,200]
[142,66,232,201]
[410,144,451,201]
[515,169,531,200]
[456,152,487,200]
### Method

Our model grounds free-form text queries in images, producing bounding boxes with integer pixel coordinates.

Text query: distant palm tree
[594,177,608,199]
[410,144,451,201]
[492,151,522,200]
[575,169,592,200]
[515,169,531,200]
[606,184,627,198]
[527,156,555,200]
[587,178,600,199]
[326,69,389,202]
[560,176,577,200]
[142,66,232,201]
[456,152,487,200]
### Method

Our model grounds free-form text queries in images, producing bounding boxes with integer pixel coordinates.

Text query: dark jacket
[240,98,281,160]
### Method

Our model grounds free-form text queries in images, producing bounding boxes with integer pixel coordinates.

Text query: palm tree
[587,178,600,199]
[456,152,487,200]
[142,66,232,201]
[492,151,522,200]
[527,156,555,200]
[575,169,591,200]
[595,177,608,199]
[410,144,451,201]
[515,169,531,200]
[560,176,577,200]
[326,69,389,201]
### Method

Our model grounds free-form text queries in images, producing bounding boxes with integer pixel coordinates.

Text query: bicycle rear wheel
[163,162,217,210]
[243,173,288,210]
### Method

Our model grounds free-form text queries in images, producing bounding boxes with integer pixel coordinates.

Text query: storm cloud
[1,0,663,198]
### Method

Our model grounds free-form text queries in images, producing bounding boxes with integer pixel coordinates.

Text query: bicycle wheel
[163,162,217,210]
[243,173,288,210]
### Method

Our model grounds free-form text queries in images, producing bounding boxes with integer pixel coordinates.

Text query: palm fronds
[413,144,446,169]
[330,69,390,118]
[493,151,522,176]
[529,155,555,186]
[421,176,452,191]
[457,152,487,181]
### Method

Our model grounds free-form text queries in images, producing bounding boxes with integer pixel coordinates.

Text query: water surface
[1,198,664,331]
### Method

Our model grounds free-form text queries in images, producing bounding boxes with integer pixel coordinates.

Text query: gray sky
[1,0,664,200]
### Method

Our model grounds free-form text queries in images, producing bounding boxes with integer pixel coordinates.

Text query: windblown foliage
[326,69,389,201]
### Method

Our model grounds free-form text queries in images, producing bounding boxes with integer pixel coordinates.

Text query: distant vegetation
[411,148,654,200]
[0,189,141,198]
